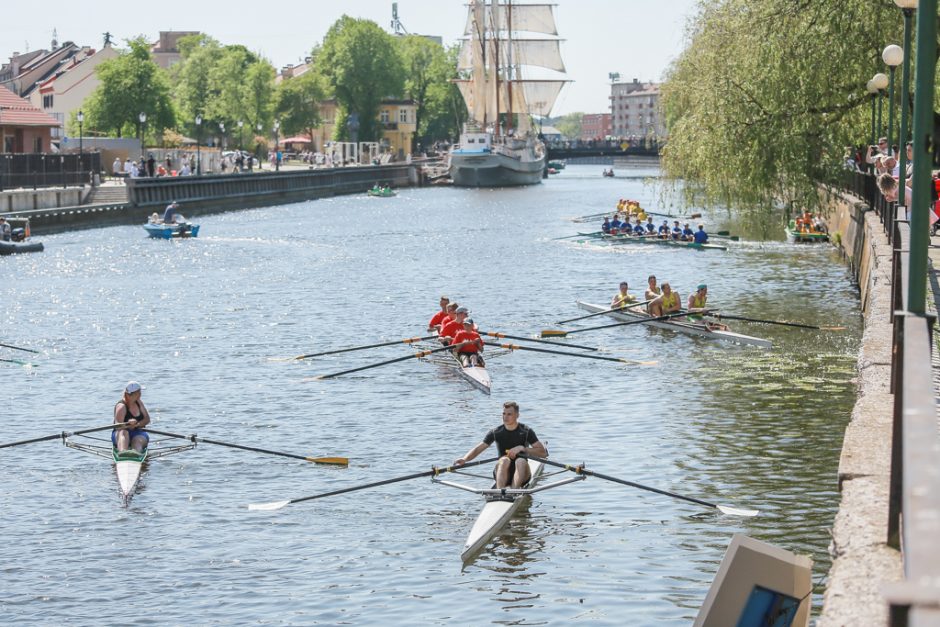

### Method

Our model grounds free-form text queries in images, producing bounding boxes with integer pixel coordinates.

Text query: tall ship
[450,0,569,187]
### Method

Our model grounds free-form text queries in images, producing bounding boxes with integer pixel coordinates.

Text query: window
[34,136,43,152]
[42,94,54,109]
[399,109,408,123]
[380,110,389,123]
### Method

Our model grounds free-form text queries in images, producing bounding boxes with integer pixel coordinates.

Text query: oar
[309,342,468,381]
[0,423,123,450]
[0,342,39,354]
[478,331,598,352]
[553,231,601,240]
[705,313,845,331]
[556,299,652,324]
[541,310,698,338]
[0,358,33,366]
[483,341,656,366]
[249,456,500,511]
[144,429,347,465]
[709,232,740,241]
[570,211,613,222]
[284,335,439,361]
[521,454,758,517]
[644,211,703,220]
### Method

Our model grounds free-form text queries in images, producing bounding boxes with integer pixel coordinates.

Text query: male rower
[644,275,661,303]
[632,219,646,236]
[454,401,548,490]
[611,281,636,308]
[609,214,623,235]
[658,220,670,239]
[645,217,657,234]
[601,217,612,234]
[692,224,709,244]
[428,296,450,331]
[681,223,695,241]
[453,318,485,367]
[671,220,682,240]
[649,282,681,317]
[439,306,469,343]
[687,284,728,330]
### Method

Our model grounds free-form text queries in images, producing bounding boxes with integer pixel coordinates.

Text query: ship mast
[491,0,500,137]
[506,0,514,135]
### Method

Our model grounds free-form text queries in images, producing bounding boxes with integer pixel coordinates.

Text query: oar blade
[248,500,292,512]
[716,504,759,517]
[820,326,846,332]
[307,456,349,466]
[540,330,567,338]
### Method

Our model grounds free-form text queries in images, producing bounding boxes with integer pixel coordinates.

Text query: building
[609,78,666,140]
[310,99,417,159]
[580,113,612,141]
[28,46,119,144]
[0,84,60,152]
[151,31,200,69]
[0,42,85,97]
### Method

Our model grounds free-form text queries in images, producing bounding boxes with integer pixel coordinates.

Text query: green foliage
[316,16,405,142]
[397,36,464,144]
[275,70,328,144]
[76,37,174,140]
[661,0,910,221]
[553,112,584,140]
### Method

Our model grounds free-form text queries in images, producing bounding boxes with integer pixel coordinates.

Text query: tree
[76,37,174,140]
[660,0,931,225]
[274,70,328,148]
[397,38,465,144]
[553,112,584,140]
[315,16,405,142]
[172,35,222,138]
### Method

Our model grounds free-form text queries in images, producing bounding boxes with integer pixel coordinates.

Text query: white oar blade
[717,504,759,517]
[248,500,291,512]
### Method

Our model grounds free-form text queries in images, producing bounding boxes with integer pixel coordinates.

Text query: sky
[0,0,699,116]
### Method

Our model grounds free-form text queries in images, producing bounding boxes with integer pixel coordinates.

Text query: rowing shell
[578,232,728,251]
[114,448,148,501]
[576,301,772,348]
[446,348,491,394]
[460,459,543,560]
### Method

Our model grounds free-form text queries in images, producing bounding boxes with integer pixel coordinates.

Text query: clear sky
[1,0,698,116]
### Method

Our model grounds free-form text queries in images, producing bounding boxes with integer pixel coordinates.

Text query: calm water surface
[1,165,860,624]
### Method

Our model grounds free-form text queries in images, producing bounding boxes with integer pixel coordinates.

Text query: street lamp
[195,114,202,175]
[894,0,917,196]
[138,112,147,155]
[237,120,244,151]
[274,120,281,171]
[871,73,889,142]
[219,121,225,151]
[256,123,262,171]
[76,109,84,183]
[866,80,879,150]
[882,44,903,156]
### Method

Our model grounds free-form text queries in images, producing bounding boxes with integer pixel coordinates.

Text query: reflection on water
[0,165,860,624]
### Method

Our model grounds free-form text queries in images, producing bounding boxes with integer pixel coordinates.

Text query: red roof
[0,84,60,127]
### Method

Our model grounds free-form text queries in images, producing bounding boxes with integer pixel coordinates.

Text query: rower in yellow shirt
[611,281,637,308]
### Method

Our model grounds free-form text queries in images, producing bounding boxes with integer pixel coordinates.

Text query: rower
[645,274,661,302]
[439,306,469,344]
[632,219,646,236]
[681,223,695,241]
[687,284,728,330]
[692,224,709,244]
[428,296,450,332]
[452,318,485,367]
[601,217,612,234]
[454,401,548,490]
[611,281,636,308]
[645,217,657,234]
[649,281,681,317]
[163,201,180,225]
[671,220,682,240]
[636,206,647,222]
[658,220,670,239]
[609,215,623,235]
[113,381,151,455]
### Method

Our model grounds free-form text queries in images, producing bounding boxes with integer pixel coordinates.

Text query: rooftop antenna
[52,28,58,49]
[391,3,409,36]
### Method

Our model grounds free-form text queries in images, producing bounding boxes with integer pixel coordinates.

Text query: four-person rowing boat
[575,301,773,348]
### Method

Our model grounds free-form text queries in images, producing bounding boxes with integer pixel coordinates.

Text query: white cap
[125,381,142,394]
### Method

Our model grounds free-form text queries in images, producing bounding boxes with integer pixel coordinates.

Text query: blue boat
[143,220,200,239]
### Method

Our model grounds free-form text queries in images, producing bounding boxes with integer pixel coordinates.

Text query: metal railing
[839,170,940,625]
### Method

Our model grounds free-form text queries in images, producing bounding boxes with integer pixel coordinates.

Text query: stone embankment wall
[816,189,902,626]
[5,164,417,235]
[0,185,89,212]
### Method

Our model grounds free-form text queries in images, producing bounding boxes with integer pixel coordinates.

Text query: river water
[1,165,860,625]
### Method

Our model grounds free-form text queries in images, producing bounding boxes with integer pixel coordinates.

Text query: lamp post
[76,109,84,183]
[237,120,244,151]
[274,120,281,171]
[871,72,889,141]
[219,122,225,167]
[195,114,202,175]
[138,112,147,156]
[882,45,903,156]
[906,0,937,315]
[894,0,917,198]
[866,80,879,165]
[256,123,262,171]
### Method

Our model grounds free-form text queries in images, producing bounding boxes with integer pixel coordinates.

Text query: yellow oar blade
[540,330,568,338]
[307,456,349,466]
[248,500,291,511]
[820,326,846,332]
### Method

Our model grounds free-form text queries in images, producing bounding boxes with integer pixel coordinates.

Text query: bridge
[545,142,661,160]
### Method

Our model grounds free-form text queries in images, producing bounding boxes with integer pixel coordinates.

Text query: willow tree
[661,0,914,223]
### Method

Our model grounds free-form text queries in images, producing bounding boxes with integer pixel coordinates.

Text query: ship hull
[449,151,545,188]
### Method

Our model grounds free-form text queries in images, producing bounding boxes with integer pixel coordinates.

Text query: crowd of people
[600,199,710,243]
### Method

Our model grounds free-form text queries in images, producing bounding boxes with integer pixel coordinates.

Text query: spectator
[146,153,156,177]
[112,157,122,177]
[179,162,191,176]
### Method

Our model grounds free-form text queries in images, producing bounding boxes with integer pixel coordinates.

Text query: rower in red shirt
[452,318,485,367]
[428,296,450,331]
[439,307,469,343]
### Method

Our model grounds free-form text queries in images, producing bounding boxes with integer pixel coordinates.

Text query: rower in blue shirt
[645,217,657,234]
[601,217,611,234]
[658,220,670,238]
[682,223,695,241]
[609,216,623,234]
[633,221,646,236]
[692,224,709,244]
[671,220,682,240]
